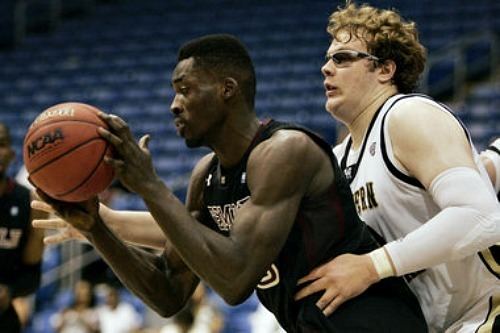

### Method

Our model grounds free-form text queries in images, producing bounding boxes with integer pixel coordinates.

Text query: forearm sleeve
[9,262,41,297]
[385,167,500,276]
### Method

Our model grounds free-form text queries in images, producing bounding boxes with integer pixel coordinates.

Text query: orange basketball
[23,102,115,202]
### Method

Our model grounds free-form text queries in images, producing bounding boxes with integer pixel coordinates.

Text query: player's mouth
[324,82,338,97]
[174,118,186,136]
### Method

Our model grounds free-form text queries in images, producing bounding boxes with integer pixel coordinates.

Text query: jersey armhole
[380,102,425,189]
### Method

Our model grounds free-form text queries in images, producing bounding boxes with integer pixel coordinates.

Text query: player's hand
[31,201,87,245]
[31,191,100,235]
[294,253,379,316]
[0,284,11,312]
[97,112,162,197]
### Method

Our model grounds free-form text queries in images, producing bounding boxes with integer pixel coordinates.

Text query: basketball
[23,102,115,202]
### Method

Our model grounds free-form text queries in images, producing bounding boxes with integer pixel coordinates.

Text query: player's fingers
[294,279,326,301]
[35,189,65,211]
[100,113,133,139]
[138,134,151,151]
[297,274,317,286]
[297,266,324,285]
[97,127,123,147]
[44,232,75,245]
[30,200,55,214]
[103,156,125,169]
[32,218,67,229]
[321,295,345,316]
[315,288,339,311]
[35,192,74,219]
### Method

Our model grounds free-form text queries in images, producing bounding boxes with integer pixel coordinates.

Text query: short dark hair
[178,34,256,108]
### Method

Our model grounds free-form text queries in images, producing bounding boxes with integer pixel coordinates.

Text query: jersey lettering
[353,182,378,214]
[207,196,250,231]
[0,227,23,249]
[257,264,280,289]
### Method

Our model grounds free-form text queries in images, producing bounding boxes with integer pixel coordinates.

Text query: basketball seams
[56,142,112,198]
[29,137,107,176]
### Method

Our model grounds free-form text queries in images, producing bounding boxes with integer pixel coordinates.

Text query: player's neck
[348,88,396,149]
[211,113,261,168]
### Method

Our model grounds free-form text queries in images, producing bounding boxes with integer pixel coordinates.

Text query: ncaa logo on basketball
[27,128,65,158]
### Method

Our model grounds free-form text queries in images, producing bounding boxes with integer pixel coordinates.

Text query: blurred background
[0,0,498,332]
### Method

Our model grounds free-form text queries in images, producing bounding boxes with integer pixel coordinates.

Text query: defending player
[294,4,500,332]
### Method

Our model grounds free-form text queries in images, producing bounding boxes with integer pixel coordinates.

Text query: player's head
[177,34,256,108]
[326,2,426,94]
[0,122,15,179]
[73,280,96,307]
[171,34,256,148]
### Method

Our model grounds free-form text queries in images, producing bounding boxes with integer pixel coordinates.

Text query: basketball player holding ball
[31,34,427,332]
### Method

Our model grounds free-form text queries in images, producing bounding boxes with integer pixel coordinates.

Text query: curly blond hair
[328,2,427,93]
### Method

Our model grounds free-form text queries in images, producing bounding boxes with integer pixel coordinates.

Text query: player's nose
[170,95,183,115]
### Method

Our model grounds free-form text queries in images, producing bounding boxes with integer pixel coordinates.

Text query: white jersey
[333,94,500,332]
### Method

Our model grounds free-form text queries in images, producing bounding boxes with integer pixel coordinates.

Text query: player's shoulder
[391,96,446,121]
[248,129,330,187]
[186,153,215,211]
[388,96,460,139]
[252,129,320,163]
[191,153,215,181]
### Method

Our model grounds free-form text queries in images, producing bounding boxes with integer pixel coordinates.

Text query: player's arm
[381,100,500,276]
[32,182,203,317]
[33,203,167,249]
[480,138,500,194]
[138,131,328,305]
[99,207,166,249]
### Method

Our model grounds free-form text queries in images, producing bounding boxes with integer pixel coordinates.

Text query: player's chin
[325,100,339,117]
[185,137,203,148]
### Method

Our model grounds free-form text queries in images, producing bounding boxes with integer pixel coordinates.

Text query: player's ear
[222,77,238,100]
[377,59,396,84]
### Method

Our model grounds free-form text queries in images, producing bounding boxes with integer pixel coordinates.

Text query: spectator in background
[96,284,143,333]
[161,284,222,333]
[0,122,46,332]
[207,290,258,333]
[51,280,99,333]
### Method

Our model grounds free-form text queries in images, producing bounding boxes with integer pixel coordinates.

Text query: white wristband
[368,247,395,279]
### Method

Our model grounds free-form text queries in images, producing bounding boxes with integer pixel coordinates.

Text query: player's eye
[325,50,380,68]
[325,51,359,66]
[331,52,357,64]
